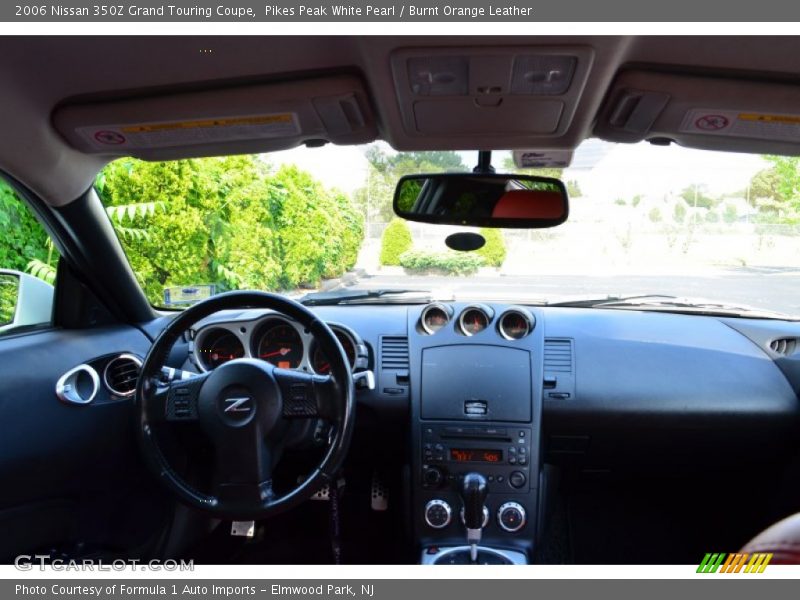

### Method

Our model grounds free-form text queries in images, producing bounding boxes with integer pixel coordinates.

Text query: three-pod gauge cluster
[419,303,535,340]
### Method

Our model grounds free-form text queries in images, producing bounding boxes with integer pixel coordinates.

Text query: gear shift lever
[460,472,488,563]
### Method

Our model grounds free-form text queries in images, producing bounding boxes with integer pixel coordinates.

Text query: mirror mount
[472,150,496,175]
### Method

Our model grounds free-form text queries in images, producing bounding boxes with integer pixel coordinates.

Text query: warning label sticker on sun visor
[680,109,800,143]
[77,113,300,150]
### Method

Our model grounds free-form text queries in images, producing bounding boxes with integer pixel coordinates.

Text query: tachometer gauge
[420,303,452,335]
[312,329,356,374]
[458,306,492,336]
[198,328,245,370]
[257,321,304,369]
[498,309,534,340]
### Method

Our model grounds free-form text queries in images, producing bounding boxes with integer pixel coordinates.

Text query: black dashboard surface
[185,304,800,468]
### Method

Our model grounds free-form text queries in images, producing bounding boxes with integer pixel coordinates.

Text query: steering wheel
[135,291,355,520]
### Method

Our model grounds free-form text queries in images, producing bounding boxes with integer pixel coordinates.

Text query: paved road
[347,268,800,317]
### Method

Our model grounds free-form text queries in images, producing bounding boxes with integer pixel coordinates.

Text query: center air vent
[380,336,409,370]
[769,338,797,356]
[544,339,573,373]
[103,354,143,397]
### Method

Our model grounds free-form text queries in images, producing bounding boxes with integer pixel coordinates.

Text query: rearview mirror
[393,173,568,228]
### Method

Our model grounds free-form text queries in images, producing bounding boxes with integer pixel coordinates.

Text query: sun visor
[52,75,377,159]
[595,70,800,154]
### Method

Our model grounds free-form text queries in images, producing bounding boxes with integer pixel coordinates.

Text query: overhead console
[52,75,378,159]
[595,70,800,155]
[390,46,594,142]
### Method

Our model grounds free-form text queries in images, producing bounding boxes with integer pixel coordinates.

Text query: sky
[268,139,769,201]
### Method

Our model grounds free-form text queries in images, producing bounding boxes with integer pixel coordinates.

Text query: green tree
[379,218,413,266]
[97,156,364,303]
[476,228,506,267]
[0,180,52,274]
[673,202,687,223]
[746,156,800,223]
[679,184,717,210]
[648,207,663,223]
[723,203,738,224]
[355,146,467,223]
[566,180,583,198]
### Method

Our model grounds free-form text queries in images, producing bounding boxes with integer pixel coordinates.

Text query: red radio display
[450,448,503,463]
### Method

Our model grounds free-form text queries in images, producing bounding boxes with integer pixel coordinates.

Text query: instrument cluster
[193,315,366,374]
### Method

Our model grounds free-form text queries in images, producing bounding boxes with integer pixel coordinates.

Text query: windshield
[95,141,800,317]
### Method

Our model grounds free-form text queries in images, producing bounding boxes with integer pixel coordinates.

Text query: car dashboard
[180,301,800,561]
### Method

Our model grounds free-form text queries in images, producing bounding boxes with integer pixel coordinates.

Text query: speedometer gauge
[257,321,304,369]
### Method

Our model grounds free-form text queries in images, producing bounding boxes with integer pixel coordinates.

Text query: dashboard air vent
[103,354,142,397]
[380,336,409,370]
[769,338,797,356]
[544,339,573,373]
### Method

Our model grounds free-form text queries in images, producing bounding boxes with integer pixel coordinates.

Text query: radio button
[423,467,444,487]
[509,471,527,489]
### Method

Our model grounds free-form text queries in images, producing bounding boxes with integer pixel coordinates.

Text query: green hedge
[476,228,506,267]
[399,249,484,276]
[379,218,413,266]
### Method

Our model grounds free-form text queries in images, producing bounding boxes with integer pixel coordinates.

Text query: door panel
[0,324,170,561]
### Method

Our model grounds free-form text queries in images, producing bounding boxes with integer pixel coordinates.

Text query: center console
[407,303,544,564]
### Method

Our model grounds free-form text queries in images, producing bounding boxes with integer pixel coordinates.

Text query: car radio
[420,423,532,493]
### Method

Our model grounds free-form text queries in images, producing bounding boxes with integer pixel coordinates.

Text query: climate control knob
[424,499,453,529]
[497,502,526,533]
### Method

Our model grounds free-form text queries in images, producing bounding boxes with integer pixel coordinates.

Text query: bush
[97,157,365,302]
[379,219,413,266]
[476,228,506,267]
[648,207,663,223]
[399,250,484,276]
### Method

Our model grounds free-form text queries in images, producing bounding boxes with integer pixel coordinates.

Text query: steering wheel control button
[509,471,527,489]
[285,382,316,416]
[165,377,205,421]
[424,499,453,529]
[497,502,527,533]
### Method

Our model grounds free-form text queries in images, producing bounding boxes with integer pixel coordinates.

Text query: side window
[0,178,57,334]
